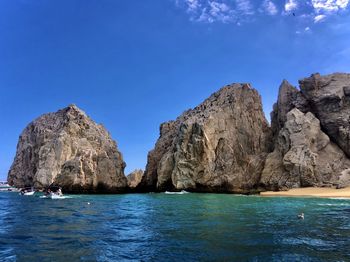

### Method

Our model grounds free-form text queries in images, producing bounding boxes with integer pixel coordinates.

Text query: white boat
[165,190,189,194]
[19,187,35,196]
[49,192,65,199]
[23,191,35,196]
[0,181,18,192]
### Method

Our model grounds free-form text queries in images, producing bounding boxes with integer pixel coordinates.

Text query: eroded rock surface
[138,84,272,193]
[299,73,350,157]
[8,104,127,193]
[261,109,350,190]
[127,169,143,188]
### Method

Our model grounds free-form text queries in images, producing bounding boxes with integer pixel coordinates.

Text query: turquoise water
[0,192,349,261]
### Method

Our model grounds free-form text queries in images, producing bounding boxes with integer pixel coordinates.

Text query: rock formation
[139,72,350,193]
[299,73,350,157]
[262,73,350,190]
[8,73,350,194]
[7,104,127,193]
[261,108,350,190]
[138,84,272,193]
[126,169,143,188]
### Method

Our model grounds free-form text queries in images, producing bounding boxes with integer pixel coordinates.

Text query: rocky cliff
[8,104,127,193]
[8,73,350,194]
[139,73,350,193]
[261,73,350,190]
[138,84,272,193]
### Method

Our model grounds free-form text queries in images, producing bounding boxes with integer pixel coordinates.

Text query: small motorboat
[19,187,35,196]
[165,190,189,195]
[44,185,64,199]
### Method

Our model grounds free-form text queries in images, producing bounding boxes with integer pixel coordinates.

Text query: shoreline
[260,187,350,198]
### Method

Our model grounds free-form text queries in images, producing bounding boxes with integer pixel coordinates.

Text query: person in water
[298,213,304,219]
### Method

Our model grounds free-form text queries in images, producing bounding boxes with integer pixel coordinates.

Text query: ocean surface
[0,192,349,261]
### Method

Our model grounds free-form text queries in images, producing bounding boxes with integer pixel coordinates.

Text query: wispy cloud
[310,0,349,23]
[314,14,326,22]
[311,0,349,13]
[174,0,350,26]
[285,0,298,12]
[262,0,278,15]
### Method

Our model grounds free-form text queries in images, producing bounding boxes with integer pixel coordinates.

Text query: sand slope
[260,187,350,198]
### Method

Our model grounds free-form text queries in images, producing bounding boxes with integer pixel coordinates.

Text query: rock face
[138,84,272,193]
[261,108,350,190]
[299,73,350,157]
[8,104,127,193]
[126,169,143,188]
[8,73,350,194]
[139,73,350,193]
[262,73,350,190]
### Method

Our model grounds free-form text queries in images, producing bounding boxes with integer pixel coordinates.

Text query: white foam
[165,190,189,195]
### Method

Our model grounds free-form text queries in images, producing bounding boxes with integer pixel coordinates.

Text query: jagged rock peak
[127,169,144,188]
[271,79,309,138]
[8,104,127,193]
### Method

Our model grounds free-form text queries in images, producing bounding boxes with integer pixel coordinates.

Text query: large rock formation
[8,104,127,193]
[299,73,350,157]
[262,73,350,190]
[139,73,350,193]
[138,84,272,193]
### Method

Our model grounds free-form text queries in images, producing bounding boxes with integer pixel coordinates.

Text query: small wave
[39,195,73,199]
[165,190,189,195]
[317,203,350,206]
[328,197,350,200]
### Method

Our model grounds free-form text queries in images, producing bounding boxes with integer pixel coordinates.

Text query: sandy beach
[260,187,350,198]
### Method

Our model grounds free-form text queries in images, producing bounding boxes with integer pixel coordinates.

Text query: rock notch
[8,104,127,193]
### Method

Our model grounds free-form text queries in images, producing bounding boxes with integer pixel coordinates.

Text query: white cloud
[174,0,349,25]
[311,0,349,13]
[235,0,254,15]
[285,0,298,12]
[314,14,327,22]
[262,0,278,15]
[185,0,201,13]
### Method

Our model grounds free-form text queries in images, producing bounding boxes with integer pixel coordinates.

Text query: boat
[165,190,189,194]
[0,181,19,192]
[19,187,36,196]
[43,185,64,199]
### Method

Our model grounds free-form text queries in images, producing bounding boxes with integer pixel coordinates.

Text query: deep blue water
[0,192,349,261]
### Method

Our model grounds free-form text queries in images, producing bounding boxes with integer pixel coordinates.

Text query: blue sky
[0,0,349,180]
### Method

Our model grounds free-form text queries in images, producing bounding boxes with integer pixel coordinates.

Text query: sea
[0,192,349,261]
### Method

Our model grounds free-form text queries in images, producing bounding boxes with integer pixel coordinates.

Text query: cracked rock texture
[139,73,350,193]
[261,108,350,190]
[127,169,143,188]
[7,105,127,193]
[262,73,350,190]
[138,84,272,193]
[299,73,350,157]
